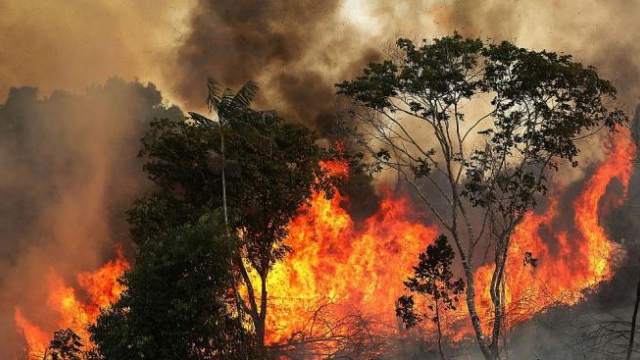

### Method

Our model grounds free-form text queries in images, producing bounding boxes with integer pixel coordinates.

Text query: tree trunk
[220,125,230,235]
[236,258,261,344]
[489,249,507,360]
[463,264,494,360]
[256,272,269,348]
[627,270,640,360]
[434,298,446,360]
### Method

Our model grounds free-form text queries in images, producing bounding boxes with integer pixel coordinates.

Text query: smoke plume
[0,79,181,356]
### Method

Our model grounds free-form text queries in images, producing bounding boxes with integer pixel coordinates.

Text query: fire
[14,131,635,356]
[264,161,439,344]
[472,131,635,335]
[266,130,636,345]
[14,249,128,358]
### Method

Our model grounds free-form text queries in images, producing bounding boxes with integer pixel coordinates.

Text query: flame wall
[2,1,640,358]
[255,132,634,349]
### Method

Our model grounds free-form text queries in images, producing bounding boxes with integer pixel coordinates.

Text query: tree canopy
[123,79,326,350]
[90,217,253,359]
[337,33,627,360]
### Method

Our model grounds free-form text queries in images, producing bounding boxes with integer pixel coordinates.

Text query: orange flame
[14,249,128,358]
[262,161,439,344]
[15,131,635,356]
[267,131,636,345]
[472,130,635,336]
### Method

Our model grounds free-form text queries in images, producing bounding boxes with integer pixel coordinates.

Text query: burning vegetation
[13,128,636,359]
[3,6,640,360]
[15,251,128,359]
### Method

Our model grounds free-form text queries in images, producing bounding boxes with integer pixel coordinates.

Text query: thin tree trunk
[435,298,446,360]
[220,126,230,235]
[463,264,493,360]
[237,257,260,327]
[627,271,640,360]
[489,248,507,360]
[256,272,268,348]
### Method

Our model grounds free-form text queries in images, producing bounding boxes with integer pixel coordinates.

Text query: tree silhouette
[397,234,464,360]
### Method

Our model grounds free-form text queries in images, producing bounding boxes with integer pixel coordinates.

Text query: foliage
[90,217,255,359]
[48,329,84,360]
[127,78,326,349]
[337,33,627,359]
[397,235,464,328]
[130,99,323,274]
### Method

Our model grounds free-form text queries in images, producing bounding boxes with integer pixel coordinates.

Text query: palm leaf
[218,89,236,121]
[230,80,259,113]
[206,77,222,112]
[188,112,217,127]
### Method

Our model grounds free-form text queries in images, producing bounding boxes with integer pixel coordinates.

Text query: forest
[3,2,640,360]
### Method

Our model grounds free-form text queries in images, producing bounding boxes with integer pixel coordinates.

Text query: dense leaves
[125,79,326,350]
[130,101,323,276]
[48,329,84,360]
[397,235,464,328]
[90,218,254,360]
[337,32,626,215]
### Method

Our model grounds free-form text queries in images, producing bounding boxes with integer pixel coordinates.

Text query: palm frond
[230,80,259,112]
[188,112,218,127]
[206,77,222,111]
[218,89,236,120]
[204,78,278,131]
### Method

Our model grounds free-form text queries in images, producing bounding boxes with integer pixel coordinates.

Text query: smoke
[2,1,638,126]
[0,0,194,103]
[172,0,384,135]
[2,0,640,358]
[0,79,181,357]
[425,0,640,105]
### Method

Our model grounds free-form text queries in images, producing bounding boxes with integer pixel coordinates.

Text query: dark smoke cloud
[173,0,382,135]
[0,79,181,357]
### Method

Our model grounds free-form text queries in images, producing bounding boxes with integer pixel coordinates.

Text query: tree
[90,217,254,359]
[397,234,465,360]
[337,33,627,359]
[47,329,84,360]
[128,79,324,348]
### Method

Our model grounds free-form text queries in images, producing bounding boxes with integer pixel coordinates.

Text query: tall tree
[337,33,627,359]
[128,79,324,348]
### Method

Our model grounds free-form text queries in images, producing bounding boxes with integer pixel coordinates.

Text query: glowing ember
[14,249,128,358]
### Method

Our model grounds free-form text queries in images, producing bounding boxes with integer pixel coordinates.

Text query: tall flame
[266,131,636,344]
[14,249,128,358]
[473,131,635,335]
[14,132,635,357]
[265,181,439,344]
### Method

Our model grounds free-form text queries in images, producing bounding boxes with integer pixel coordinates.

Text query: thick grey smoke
[0,79,181,357]
[426,0,640,106]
